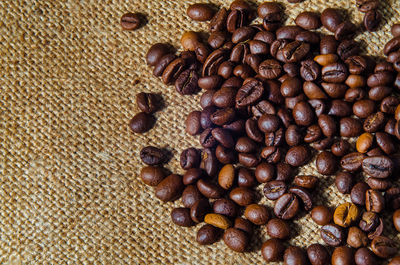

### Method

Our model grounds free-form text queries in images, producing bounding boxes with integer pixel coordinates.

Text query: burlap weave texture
[1,0,400,264]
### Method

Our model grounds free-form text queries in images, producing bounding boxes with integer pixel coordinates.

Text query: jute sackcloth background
[1,0,400,264]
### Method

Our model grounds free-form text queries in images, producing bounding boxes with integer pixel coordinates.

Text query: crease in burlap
[1,0,399,264]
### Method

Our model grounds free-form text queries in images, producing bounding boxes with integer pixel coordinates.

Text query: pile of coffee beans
[131,1,400,264]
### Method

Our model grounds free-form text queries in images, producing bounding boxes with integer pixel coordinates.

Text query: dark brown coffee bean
[301,60,321,82]
[200,148,219,177]
[277,108,294,128]
[384,36,400,56]
[255,162,275,183]
[259,3,282,30]
[337,39,360,61]
[366,189,385,213]
[276,26,303,40]
[307,244,330,265]
[295,11,321,30]
[185,111,202,136]
[332,139,351,157]
[364,112,386,133]
[335,172,354,194]
[386,187,400,210]
[318,114,336,138]
[281,77,301,97]
[264,180,287,200]
[187,3,215,21]
[357,0,380,12]
[368,71,395,87]
[368,86,392,101]
[234,217,253,236]
[162,57,186,84]
[197,179,224,199]
[320,35,339,54]
[353,99,375,119]
[284,246,308,265]
[335,21,357,41]
[320,224,344,246]
[285,145,310,167]
[231,27,255,44]
[223,228,248,252]
[200,106,216,129]
[209,7,228,32]
[321,8,342,32]
[196,224,220,245]
[381,96,399,114]
[316,151,338,175]
[322,63,348,83]
[347,226,368,249]
[198,76,222,91]
[212,87,235,108]
[294,175,318,189]
[332,246,354,265]
[155,174,184,202]
[171,207,195,227]
[266,218,290,239]
[367,177,391,190]
[226,9,247,34]
[245,204,270,225]
[129,112,154,133]
[362,156,393,178]
[258,114,280,133]
[346,55,367,75]
[215,145,236,165]
[310,99,329,116]
[259,59,282,79]
[371,236,397,258]
[286,94,308,110]
[303,82,327,100]
[279,41,310,63]
[230,187,254,206]
[304,124,322,143]
[289,186,313,211]
[293,101,315,126]
[140,146,166,165]
[213,198,237,218]
[283,63,300,77]
[355,247,378,265]
[120,12,142,30]
[245,118,264,142]
[234,137,256,154]
[376,132,395,155]
[252,100,276,118]
[345,87,367,103]
[224,119,245,135]
[190,199,211,223]
[136,92,159,114]
[340,117,363,137]
[265,128,285,148]
[385,118,397,136]
[182,185,204,208]
[146,43,172,66]
[140,166,166,186]
[364,10,381,32]
[183,168,204,185]
[211,108,236,126]
[203,49,229,76]
[285,125,303,146]
[359,211,379,234]
[341,152,366,172]
[274,193,299,220]
[200,90,216,109]
[261,238,285,262]
[237,168,256,188]
[200,128,217,148]
[236,79,264,108]
[276,163,294,182]
[296,30,320,44]
[208,32,228,49]
[311,205,332,225]
[351,182,369,205]
[180,148,200,170]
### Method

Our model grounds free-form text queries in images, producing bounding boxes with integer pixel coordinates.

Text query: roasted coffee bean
[237,168,256,188]
[155,174,184,202]
[266,218,290,239]
[307,244,330,265]
[359,211,380,233]
[211,108,236,126]
[276,26,304,40]
[283,63,300,77]
[332,246,354,265]
[248,40,269,56]
[345,87,367,102]
[332,140,351,157]
[303,82,327,100]
[171,207,195,228]
[208,32,228,49]
[367,71,395,87]
[274,193,299,220]
[136,92,159,114]
[384,36,400,56]
[362,156,393,178]
[209,7,228,32]
[234,217,253,235]
[311,205,332,226]
[226,9,247,34]
[183,168,204,185]
[346,74,366,88]
[223,228,248,252]
[333,202,359,227]
[316,151,337,175]
[285,125,303,146]
[285,145,310,167]
[364,10,381,32]
[357,0,380,12]
[162,57,186,84]
[320,35,339,54]
[322,63,348,83]
[311,137,333,150]
[293,101,315,126]
[346,55,367,75]
[235,137,256,154]
[252,100,276,118]
[261,238,285,262]
[218,61,235,78]
[320,224,344,246]
[301,60,321,82]
[295,11,321,30]
[120,12,142,30]
[318,115,336,138]
[340,117,363,137]
[199,76,222,91]
[245,204,270,225]
[335,21,356,41]
[279,41,310,63]
[259,59,282,79]
[294,175,318,189]
[215,145,236,164]
[266,80,285,104]
[182,185,204,208]
[213,198,237,218]
[367,177,391,190]
[366,189,385,213]
[140,146,166,165]
[284,246,308,265]
[376,132,395,155]
[258,114,280,133]
[337,39,360,61]
[129,112,154,133]
[355,248,378,265]
[265,128,285,147]
[203,49,229,76]
[264,181,287,200]
[140,166,166,186]
[180,31,201,51]
[180,148,200,170]
[320,83,346,98]
[212,87,236,108]
[335,172,354,194]
[230,187,254,206]
[238,152,260,167]
[347,227,368,248]
[353,99,375,119]
[200,148,219,177]
[330,100,352,117]
[187,3,215,21]
[304,124,322,143]
[278,107,294,128]
[197,179,224,199]
[236,79,264,108]
[196,224,220,245]
[200,90,216,108]
[245,118,264,142]
[356,133,374,153]
[289,186,312,211]
[281,77,301,97]
[276,163,294,182]
[232,27,255,44]
[315,54,339,66]
[200,106,216,129]
[146,43,172,66]
[391,23,400,37]
[364,112,386,133]
[351,182,370,206]
[321,8,342,32]
[389,256,400,265]
[204,213,231,229]
[371,236,397,258]
[255,162,275,183]
[260,147,282,164]
[385,119,397,135]
[200,128,217,148]
[286,94,308,109]
[212,128,234,148]
[393,209,400,232]
[218,164,235,190]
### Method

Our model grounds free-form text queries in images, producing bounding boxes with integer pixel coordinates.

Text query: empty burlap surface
[1,0,400,264]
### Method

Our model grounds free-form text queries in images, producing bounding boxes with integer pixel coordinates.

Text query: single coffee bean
[180,31,201,51]
[351,182,369,205]
[226,9,247,33]
[311,137,333,151]
[209,7,228,32]
[332,246,354,265]
[311,205,332,226]
[362,155,393,178]
[353,99,375,119]
[332,139,351,157]
[381,96,400,115]
[320,35,339,54]
[368,86,392,101]
[196,224,220,245]
[200,148,219,177]
[367,71,395,87]
[276,163,294,182]
[190,198,211,223]
[265,128,285,147]
[140,146,166,165]
[223,228,248,252]
[264,180,287,200]
[286,94,308,110]
[258,114,281,133]
[136,92,159,114]
[295,11,321,30]
[289,186,313,211]
[355,247,378,265]
[129,112,154,133]
[293,101,315,126]
[238,153,260,167]
[204,213,231,229]
[367,148,385,157]
[371,236,397,258]
[301,61,321,82]
[365,189,385,213]
[345,87,367,102]
[303,82,327,99]
[346,55,367,75]
[185,111,202,136]
[162,57,186,84]
[294,175,318,189]
[322,63,348,83]
[213,198,237,218]
[202,48,229,76]
[183,168,204,185]
[359,211,380,233]
[335,21,356,41]
[337,39,360,61]
[245,118,264,142]
[234,217,253,236]
[197,179,224,199]
[200,128,217,148]
[120,12,142,30]
[140,166,166,186]
[284,246,308,265]
[307,244,330,265]
[236,79,264,108]
[321,8,342,32]
[285,125,303,146]
[281,77,302,97]
[212,128,234,148]
[237,168,256,188]
[320,223,344,246]
[333,202,359,227]
[285,145,310,167]
[216,144,236,164]
[364,10,381,32]
[230,187,254,206]
[304,125,322,143]
[356,132,374,153]
[340,117,363,137]
[155,174,184,202]
[347,226,368,249]
[208,31,228,49]
[274,193,299,220]
[259,59,282,79]
[245,204,270,225]
[364,112,386,133]
[187,3,215,21]
[180,148,200,170]
[335,172,354,194]
[376,132,396,155]
[218,164,235,190]
[255,162,275,183]
[146,43,172,66]
[367,177,391,190]
[267,218,290,239]
[261,238,285,262]
[182,185,204,208]
[171,207,195,227]
[200,90,216,108]
[315,54,339,66]
[279,41,310,63]
[252,100,276,118]
[232,26,255,44]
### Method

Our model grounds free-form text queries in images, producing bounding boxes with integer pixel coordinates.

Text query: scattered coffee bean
[196,224,220,245]
[223,228,248,252]
[187,3,215,21]
[120,12,142,30]
[261,238,285,262]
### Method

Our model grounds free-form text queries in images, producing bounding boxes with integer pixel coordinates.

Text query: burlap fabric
[1,0,400,264]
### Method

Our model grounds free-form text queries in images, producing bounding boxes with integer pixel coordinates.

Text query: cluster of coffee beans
[131,1,400,264]
[356,0,381,32]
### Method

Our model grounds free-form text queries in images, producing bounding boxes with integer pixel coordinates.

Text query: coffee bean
[301,60,321,82]
[259,59,282,79]
[359,211,380,233]
[307,243,330,265]
[315,54,339,66]
[140,166,166,186]
[200,128,217,148]
[215,145,236,164]
[245,204,270,225]
[345,87,367,102]
[386,187,400,210]
[295,11,321,30]
[332,246,354,265]
[213,198,237,218]
[281,77,301,97]
[346,74,366,88]
[265,128,285,147]
[196,224,220,245]
[311,205,332,226]
[347,226,368,249]
[335,172,354,194]
[180,31,201,52]
[237,168,256,188]
[351,182,370,206]
[212,128,234,148]
[322,63,348,83]
[285,145,310,167]
[146,43,172,66]
[200,90,216,109]
[230,187,254,206]
[162,57,186,84]
[346,55,368,75]
[223,228,248,252]
[364,10,381,32]
[197,179,224,199]
[136,92,159,114]
[252,100,276,118]
[171,207,195,227]
[255,162,275,183]
[129,112,155,133]
[182,185,204,208]
[245,118,264,142]
[320,224,344,246]
[238,152,260,167]
[316,151,338,175]
[226,9,247,33]
[140,146,166,165]
[155,174,184,202]
[190,198,211,223]
[337,39,360,61]
[286,94,308,109]
[183,168,204,185]
[293,101,315,126]
[355,247,378,265]
[203,48,229,76]
[209,7,228,32]
[371,236,397,258]
[284,246,308,265]
[364,112,386,133]
[274,193,299,220]
[294,175,318,189]
[320,35,339,54]
[321,8,342,32]
[266,218,290,239]
[204,213,232,230]
[362,155,393,178]
[335,21,357,41]
[233,217,253,236]
[217,164,235,190]
[333,202,359,227]
[331,139,351,157]
[279,41,310,63]
[185,111,202,136]
[289,186,313,211]
[236,79,264,108]
[232,27,255,44]
[120,12,142,30]
[318,115,337,138]
[356,132,374,153]
[304,125,322,143]
[368,71,395,87]
[367,177,391,190]
[340,117,363,137]
[187,3,215,21]
[376,132,396,155]
[366,189,385,213]
[261,238,285,262]
[208,32,228,50]
[180,148,200,170]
